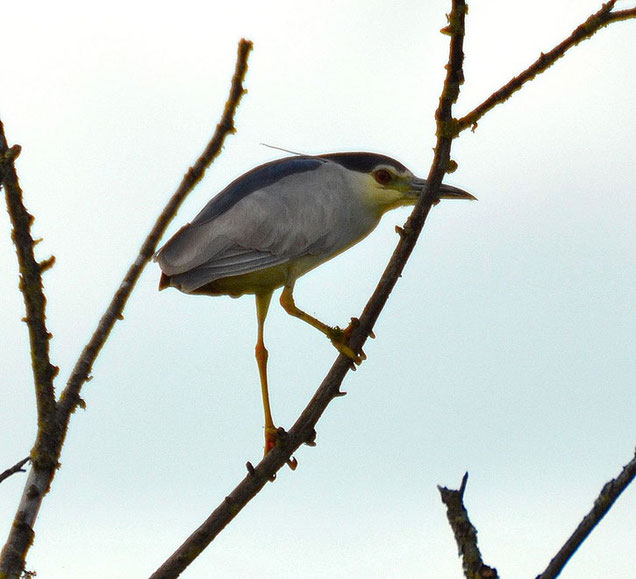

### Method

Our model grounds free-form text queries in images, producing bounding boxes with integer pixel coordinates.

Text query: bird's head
[318,152,475,216]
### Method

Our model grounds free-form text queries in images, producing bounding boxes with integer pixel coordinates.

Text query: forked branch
[0,39,253,579]
[457,0,636,132]
[149,1,469,577]
[151,1,636,576]
[438,473,498,579]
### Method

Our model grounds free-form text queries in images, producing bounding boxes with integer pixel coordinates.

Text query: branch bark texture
[457,0,636,132]
[438,473,498,579]
[151,1,636,576]
[150,2,470,577]
[536,449,636,579]
[2,0,634,576]
[0,39,253,579]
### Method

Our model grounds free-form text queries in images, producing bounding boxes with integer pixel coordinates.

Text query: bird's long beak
[411,177,476,200]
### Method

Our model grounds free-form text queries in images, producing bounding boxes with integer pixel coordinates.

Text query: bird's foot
[264,426,298,470]
[328,321,366,366]
[264,426,278,455]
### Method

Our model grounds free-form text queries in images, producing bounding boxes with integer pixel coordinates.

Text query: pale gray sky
[1,1,634,577]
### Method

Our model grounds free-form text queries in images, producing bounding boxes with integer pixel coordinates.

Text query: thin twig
[0,39,253,579]
[0,458,30,485]
[438,473,499,579]
[536,449,636,579]
[456,1,636,133]
[149,3,469,577]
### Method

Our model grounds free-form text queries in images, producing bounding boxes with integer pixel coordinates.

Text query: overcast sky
[1,1,634,577]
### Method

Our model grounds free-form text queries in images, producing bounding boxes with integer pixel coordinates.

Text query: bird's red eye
[374,169,392,185]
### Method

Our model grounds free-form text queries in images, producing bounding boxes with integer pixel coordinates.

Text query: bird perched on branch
[155,152,475,455]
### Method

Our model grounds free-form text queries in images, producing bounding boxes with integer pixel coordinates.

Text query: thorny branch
[150,1,470,577]
[151,0,636,576]
[2,0,634,577]
[57,38,253,419]
[0,133,59,466]
[456,0,636,132]
[0,39,253,579]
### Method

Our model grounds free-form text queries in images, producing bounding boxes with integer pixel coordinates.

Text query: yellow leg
[255,291,277,454]
[279,283,365,365]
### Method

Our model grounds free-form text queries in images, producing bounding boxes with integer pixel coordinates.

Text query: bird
[155,152,475,455]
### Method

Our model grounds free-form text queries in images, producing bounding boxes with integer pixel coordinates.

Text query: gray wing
[155,158,370,292]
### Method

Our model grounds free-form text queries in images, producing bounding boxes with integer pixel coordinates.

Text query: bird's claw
[328,324,366,366]
[287,456,298,470]
[264,426,298,471]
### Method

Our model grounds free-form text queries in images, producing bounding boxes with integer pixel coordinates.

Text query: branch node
[304,429,317,447]
[38,256,56,273]
[437,118,461,139]
[439,471,498,579]
[286,457,298,471]
[1,144,21,162]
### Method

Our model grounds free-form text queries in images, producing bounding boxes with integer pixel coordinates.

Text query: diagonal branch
[149,3,469,577]
[456,1,636,133]
[150,2,636,576]
[56,38,253,421]
[536,449,636,579]
[0,39,253,579]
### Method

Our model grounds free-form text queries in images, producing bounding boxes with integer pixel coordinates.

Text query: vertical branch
[0,126,61,578]
[438,474,498,578]
[0,133,60,468]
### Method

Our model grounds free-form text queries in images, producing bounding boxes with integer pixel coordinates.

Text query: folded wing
[155,157,361,293]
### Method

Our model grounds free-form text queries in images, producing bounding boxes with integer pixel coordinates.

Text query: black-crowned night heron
[155,152,474,454]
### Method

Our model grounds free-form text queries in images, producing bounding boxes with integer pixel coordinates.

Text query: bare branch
[0,129,60,468]
[0,458,30,485]
[536,449,636,579]
[456,1,636,133]
[0,122,61,579]
[0,39,253,579]
[438,473,499,579]
[149,3,470,577]
[56,38,254,420]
